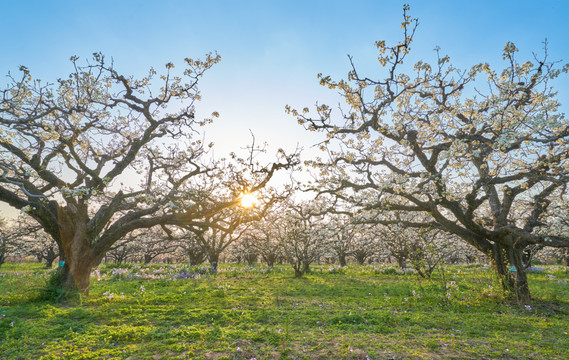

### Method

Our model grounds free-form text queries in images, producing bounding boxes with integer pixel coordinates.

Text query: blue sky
[2,0,569,162]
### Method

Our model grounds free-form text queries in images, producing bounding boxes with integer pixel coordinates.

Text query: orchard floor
[0,262,568,359]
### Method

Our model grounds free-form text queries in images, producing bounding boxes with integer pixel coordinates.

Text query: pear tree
[291,6,569,301]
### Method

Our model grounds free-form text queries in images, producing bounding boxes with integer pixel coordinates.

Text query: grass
[0,262,568,359]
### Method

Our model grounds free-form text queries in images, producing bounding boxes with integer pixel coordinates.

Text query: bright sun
[240,193,258,208]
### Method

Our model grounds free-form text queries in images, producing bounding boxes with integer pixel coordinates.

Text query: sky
[1,0,569,215]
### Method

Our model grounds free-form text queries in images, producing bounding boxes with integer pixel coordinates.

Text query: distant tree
[181,187,280,271]
[562,249,569,267]
[291,6,569,301]
[0,218,16,267]
[103,229,177,265]
[0,217,41,267]
[246,214,283,268]
[0,53,297,295]
[324,215,355,266]
[179,231,207,265]
[277,200,325,277]
[26,230,60,268]
[376,223,410,269]
[349,224,379,265]
[406,228,455,278]
[105,238,134,266]
[187,224,245,271]
[129,228,181,264]
[231,236,259,265]
[535,200,569,266]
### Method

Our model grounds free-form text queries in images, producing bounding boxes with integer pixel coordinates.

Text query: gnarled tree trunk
[57,206,99,295]
[490,243,530,303]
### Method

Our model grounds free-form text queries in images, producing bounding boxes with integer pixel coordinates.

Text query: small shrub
[36,268,80,303]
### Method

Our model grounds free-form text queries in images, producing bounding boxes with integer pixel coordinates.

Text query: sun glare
[240,193,258,208]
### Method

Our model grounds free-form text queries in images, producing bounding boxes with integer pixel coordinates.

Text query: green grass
[1,262,568,359]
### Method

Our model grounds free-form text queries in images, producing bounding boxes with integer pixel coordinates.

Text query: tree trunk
[490,243,531,303]
[208,252,220,271]
[302,260,310,274]
[187,247,205,265]
[57,207,98,296]
[263,253,276,268]
[354,252,366,265]
[44,246,58,268]
[245,253,257,265]
[62,247,97,295]
[60,252,96,296]
[338,253,347,267]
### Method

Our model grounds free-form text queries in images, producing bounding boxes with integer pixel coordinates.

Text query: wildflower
[236,347,241,352]
[524,305,532,311]
[10,321,14,327]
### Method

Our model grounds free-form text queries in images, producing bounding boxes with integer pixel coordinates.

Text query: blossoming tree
[290,6,569,301]
[0,53,297,295]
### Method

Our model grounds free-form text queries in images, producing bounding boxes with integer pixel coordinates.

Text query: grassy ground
[0,262,568,359]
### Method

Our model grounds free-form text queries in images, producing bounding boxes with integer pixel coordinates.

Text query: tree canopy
[0,53,297,294]
[290,6,569,301]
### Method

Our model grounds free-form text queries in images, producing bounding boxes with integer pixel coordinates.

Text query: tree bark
[490,243,531,303]
[57,206,99,295]
[61,241,98,295]
[338,253,347,267]
[302,261,310,274]
[208,252,220,271]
